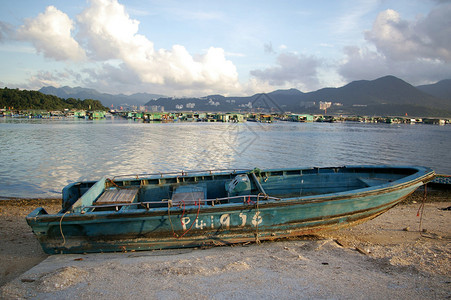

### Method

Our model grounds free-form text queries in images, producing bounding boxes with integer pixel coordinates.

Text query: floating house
[88,111,106,119]
[423,118,446,125]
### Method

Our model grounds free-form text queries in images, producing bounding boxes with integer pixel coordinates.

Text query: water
[1,118,450,198]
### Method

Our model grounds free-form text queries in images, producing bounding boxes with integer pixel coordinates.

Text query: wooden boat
[27,165,435,254]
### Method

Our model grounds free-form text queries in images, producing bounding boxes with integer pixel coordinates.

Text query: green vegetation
[0,87,108,111]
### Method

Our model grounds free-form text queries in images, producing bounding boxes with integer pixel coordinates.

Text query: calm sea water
[1,117,450,199]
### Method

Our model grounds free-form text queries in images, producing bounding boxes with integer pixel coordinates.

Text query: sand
[0,190,450,299]
[0,199,61,287]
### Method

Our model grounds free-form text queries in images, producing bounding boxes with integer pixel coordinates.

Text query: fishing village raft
[26,165,435,254]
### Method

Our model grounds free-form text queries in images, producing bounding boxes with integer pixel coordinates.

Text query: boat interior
[63,167,418,213]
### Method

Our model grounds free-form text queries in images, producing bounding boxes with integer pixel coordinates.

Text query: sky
[0,0,450,97]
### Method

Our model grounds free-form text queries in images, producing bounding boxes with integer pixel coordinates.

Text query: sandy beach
[1,190,450,299]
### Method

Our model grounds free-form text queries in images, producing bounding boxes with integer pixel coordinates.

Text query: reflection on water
[0,118,450,198]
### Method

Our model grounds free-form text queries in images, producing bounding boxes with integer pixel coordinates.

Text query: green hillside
[0,87,108,111]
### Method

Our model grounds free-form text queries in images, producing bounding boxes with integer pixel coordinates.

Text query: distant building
[148,105,165,112]
[319,101,332,110]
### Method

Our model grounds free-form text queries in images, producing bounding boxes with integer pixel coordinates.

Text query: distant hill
[144,76,451,117]
[0,87,107,110]
[36,76,451,117]
[303,76,445,106]
[416,79,451,100]
[268,88,304,97]
[39,86,165,108]
[298,75,451,116]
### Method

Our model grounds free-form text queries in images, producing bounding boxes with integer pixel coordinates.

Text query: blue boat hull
[26,166,435,254]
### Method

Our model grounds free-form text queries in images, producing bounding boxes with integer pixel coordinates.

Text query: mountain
[416,79,451,100]
[39,86,165,108]
[304,76,444,106]
[38,76,451,117]
[268,88,304,97]
[144,76,451,116]
[298,75,450,115]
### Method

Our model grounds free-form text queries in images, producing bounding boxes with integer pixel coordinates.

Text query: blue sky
[0,0,450,97]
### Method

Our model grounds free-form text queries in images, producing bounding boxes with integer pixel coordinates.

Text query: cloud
[339,46,391,80]
[0,21,13,42]
[364,5,451,62]
[339,3,451,85]
[78,63,143,93]
[263,43,287,55]
[334,0,379,36]
[24,70,70,90]
[75,0,240,93]
[16,6,86,61]
[279,44,287,51]
[250,52,322,91]
[339,46,451,85]
[13,0,240,95]
[76,0,144,60]
[264,42,275,54]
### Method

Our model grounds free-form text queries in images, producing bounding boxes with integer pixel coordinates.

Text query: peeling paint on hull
[26,165,435,254]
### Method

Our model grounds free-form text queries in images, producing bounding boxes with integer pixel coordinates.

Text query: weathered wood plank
[172,191,204,206]
[171,185,205,206]
[95,188,139,205]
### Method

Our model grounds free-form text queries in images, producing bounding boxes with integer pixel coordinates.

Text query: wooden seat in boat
[171,185,206,206]
[95,188,139,205]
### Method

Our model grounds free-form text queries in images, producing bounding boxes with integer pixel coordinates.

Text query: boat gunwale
[102,165,429,182]
[108,168,251,181]
[26,165,435,223]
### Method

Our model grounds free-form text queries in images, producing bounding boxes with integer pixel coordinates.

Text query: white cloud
[250,52,322,91]
[17,6,86,61]
[339,46,390,80]
[77,0,144,60]
[364,5,451,62]
[76,0,240,93]
[339,3,451,85]
[23,70,71,90]
[338,46,451,85]
[12,0,240,95]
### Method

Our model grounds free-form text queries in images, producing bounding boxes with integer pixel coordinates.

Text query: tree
[0,88,109,111]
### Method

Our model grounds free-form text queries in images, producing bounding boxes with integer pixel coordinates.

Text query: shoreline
[1,189,450,297]
[2,111,451,123]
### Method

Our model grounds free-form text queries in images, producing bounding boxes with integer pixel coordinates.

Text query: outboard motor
[226,174,251,196]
